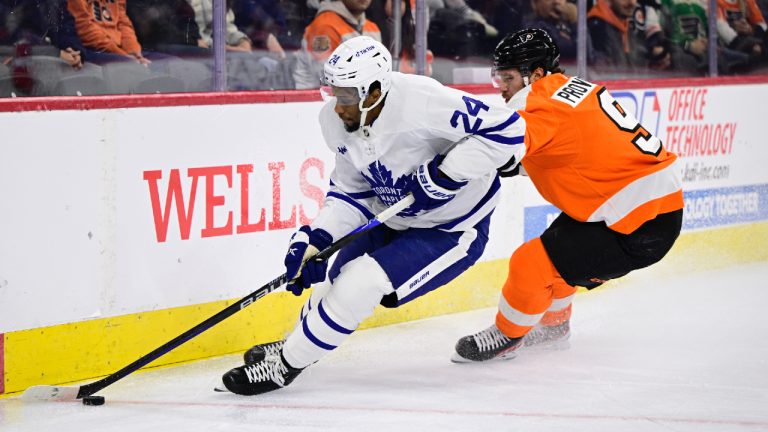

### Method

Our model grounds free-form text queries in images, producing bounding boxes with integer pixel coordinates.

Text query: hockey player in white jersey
[219,35,527,395]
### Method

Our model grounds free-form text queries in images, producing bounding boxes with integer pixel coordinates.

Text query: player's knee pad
[323,254,394,328]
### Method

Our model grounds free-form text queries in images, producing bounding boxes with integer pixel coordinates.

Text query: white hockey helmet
[323,35,392,102]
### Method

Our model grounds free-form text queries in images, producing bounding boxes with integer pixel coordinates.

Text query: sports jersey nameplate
[551,77,597,107]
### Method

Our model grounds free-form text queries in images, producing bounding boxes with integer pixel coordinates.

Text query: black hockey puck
[82,395,105,406]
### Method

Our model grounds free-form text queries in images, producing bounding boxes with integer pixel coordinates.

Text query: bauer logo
[240,290,268,309]
[329,54,340,65]
[409,270,430,289]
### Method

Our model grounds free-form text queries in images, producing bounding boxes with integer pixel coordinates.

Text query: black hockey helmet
[493,28,560,76]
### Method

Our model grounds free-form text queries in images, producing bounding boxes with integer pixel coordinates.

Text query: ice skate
[522,320,570,350]
[220,351,303,396]
[243,340,285,365]
[452,324,523,363]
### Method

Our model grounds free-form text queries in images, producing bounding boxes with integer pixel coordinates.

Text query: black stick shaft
[75,196,413,398]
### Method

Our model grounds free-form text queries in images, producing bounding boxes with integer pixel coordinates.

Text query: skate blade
[450,350,518,363]
[213,378,230,393]
[523,339,571,352]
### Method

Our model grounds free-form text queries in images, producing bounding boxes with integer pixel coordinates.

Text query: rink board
[2,77,768,396]
[2,222,768,396]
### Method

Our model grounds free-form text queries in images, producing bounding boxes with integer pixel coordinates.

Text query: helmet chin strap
[357,90,388,138]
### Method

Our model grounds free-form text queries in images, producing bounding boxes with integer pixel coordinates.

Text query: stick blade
[22,385,80,402]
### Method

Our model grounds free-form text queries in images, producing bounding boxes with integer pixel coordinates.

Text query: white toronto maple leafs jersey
[311,72,527,240]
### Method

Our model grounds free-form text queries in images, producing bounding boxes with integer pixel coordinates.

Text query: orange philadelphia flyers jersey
[513,74,683,234]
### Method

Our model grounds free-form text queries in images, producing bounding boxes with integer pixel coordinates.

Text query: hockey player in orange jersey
[452,28,684,362]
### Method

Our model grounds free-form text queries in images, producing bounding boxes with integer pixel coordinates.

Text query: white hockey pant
[282,254,394,369]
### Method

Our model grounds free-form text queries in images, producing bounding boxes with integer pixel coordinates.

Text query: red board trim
[0,75,766,113]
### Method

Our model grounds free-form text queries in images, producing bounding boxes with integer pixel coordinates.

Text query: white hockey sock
[283,254,393,369]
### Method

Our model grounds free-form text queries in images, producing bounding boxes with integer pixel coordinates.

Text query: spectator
[0,0,84,69]
[486,0,525,38]
[587,0,647,68]
[269,0,316,50]
[631,0,674,71]
[67,0,151,65]
[638,0,759,74]
[522,0,578,62]
[43,0,88,68]
[126,0,210,57]
[716,0,765,62]
[293,0,382,89]
[644,0,708,72]
[189,0,285,57]
[426,0,497,58]
[382,0,434,75]
[232,0,292,52]
[428,0,498,37]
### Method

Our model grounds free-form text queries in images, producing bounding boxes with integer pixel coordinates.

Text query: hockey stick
[22,194,415,402]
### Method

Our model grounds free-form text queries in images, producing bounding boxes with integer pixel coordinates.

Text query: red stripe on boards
[0,75,766,113]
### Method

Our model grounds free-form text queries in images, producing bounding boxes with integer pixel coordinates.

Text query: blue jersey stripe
[301,317,336,350]
[328,181,376,199]
[480,111,520,134]
[327,191,376,220]
[347,190,377,199]
[435,175,500,230]
[483,134,525,145]
[475,112,525,145]
[318,301,354,334]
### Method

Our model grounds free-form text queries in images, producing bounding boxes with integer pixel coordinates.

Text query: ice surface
[2,262,767,432]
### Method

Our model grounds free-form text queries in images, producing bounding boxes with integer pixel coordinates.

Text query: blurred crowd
[1,0,767,96]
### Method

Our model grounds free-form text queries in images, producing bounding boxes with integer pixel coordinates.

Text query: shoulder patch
[311,35,331,53]
[551,77,597,108]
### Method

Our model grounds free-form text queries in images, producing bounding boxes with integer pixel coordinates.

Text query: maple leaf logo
[360,161,418,217]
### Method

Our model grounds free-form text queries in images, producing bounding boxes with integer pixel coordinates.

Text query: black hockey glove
[401,154,468,215]
[284,225,333,296]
